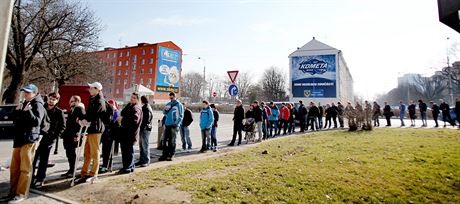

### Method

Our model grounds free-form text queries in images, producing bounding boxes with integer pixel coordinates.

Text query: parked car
[0,105,16,139]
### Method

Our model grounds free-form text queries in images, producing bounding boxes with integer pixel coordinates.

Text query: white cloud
[150,15,216,27]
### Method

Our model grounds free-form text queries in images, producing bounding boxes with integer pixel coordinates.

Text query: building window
[106,53,110,58]
[117,79,121,84]
[112,62,115,67]
[133,55,137,61]
[142,49,145,55]
[125,60,129,66]
[140,69,144,74]
[116,89,119,94]
[132,74,136,81]
[149,68,153,74]
[150,48,154,54]
[125,70,128,75]
[126,51,130,57]
[123,79,127,84]
[140,78,144,85]
[119,52,123,57]
[111,71,115,76]
[118,70,121,75]
[141,59,145,65]
[118,61,122,66]
[148,78,152,84]
[149,58,153,64]
[113,53,116,58]
[132,64,136,71]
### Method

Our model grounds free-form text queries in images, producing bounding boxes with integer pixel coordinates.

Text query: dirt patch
[131,185,191,204]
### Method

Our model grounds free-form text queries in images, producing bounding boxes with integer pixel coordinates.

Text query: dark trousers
[54,137,59,154]
[442,112,454,126]
[433,113,439,127]
[269,120,278,136]
[64,141,76,173]
[120,142,134,171]
[288,120,295,133]
[101,135,114,168]
[308,117,317,131]
[338,115,344,127]
[162,126,177,158]
[385,115,391,126]
[300,119,306,132]
[332,116,338,128]
[32,143,52,182]
[280,119,289,134]
[231,122,243,145]
[325,116,332,128]
[318,116,323,129]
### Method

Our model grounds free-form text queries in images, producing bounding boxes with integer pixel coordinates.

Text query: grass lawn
[134,129,460,203]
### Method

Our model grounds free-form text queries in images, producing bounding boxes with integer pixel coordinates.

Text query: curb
[29,189,78,204]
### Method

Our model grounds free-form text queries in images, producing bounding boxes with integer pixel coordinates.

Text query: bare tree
[260,66,287,101]
[182,72,205,103]
[412,74,447,102]
[247,83,264,103]
[3,0,101,104]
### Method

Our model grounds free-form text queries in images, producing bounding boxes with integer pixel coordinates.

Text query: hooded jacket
[200,106,214,130]
[13,95,46,148]
[84,93,106,134]
[182,108,194,127]
[163,100,184,127]
[62,105,85,149]
[233,105,245,123]
[121,103,143,145]
[269,106,279,121]
[279,105,290,121]
[42,103,66,146]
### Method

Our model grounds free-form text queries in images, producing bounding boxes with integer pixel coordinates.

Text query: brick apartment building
[93,41,182,102]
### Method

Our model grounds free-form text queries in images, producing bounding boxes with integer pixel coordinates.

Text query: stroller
[243,118,256,144]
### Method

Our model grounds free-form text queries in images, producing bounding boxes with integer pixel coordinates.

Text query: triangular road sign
[227,70,239,83]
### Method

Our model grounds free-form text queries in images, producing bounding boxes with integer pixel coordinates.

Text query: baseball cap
[20,84,38,93]
[88,82,103,90]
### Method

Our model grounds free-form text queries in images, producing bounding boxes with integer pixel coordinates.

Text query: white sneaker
[8,196,25,204]
[85,176,98,184]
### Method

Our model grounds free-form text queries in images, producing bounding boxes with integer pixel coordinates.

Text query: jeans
[262,119,269,139]
[308,117,317,131]
[201,129,211,151]
[139,129,151,164]
[211,127,218,149]
[421,111,427,125]
[180,126,192,150]
[231,121,243,144]
[162,126,177,158]
[288,120,295,133]
[120,142,134,171]
[269,120,278,137]
[256,121,263,140]
[101,135,114,168]
[318,116,323,129]
[400,115,405,126]
[433,113,439,127]
[442,112,454,126]
[32,142,52,182]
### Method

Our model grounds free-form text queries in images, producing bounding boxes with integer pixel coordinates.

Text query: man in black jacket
[8,84,45,203]
[229,100,244,146]
[418,99,428,127]
[456,98,460,128]
[252,101,263,142]
[317,102,324,129]
[79,82,106,183]
[308,102,319,131]
[136,96,153,167]
[61,95,85,178]
[298,101,307,132]
[430,101,440,128]
[31,92,65,189]
[439,99,455,127]
[383,102,392,127]
[180,103,193,151]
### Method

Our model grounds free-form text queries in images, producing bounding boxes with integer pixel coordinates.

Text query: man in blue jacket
[199,100,214,153]
[159,92,184,161]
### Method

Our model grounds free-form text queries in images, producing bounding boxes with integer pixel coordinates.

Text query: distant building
[93,41,182,102]
[289,38,354,104]
[397,73,420,87]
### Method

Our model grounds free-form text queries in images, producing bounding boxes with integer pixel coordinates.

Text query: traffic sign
[229,84,238,96]
[227,70,239,84]
[212,91,217,97]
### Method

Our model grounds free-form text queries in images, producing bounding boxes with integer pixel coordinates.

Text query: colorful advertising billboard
[156,46,181,93]
[291,54,337,98]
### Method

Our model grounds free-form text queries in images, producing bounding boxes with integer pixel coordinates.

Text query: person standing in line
[331,103,339,128]
[61,96,85,178]
[418,99,428,127]
[324,104,332,129]
[31,92,65,189]
[439,99,455,127]
[278,103,290,135]
[408,100,417,127]
[229,100,244,146]
[136,96,153,167]
[260,102,271,139]
[372,102,381,127]
[118,93,142,174]
[99,99,118,174]
[317,102,324,129]
[268,102,279,137]
[399,101,406,127]
[252,101,263,142]
[308,102,319,131]
[159,92,183,161]
[288,103,296,133]
[337,102,345,128]
[298,101,307,132]
[79,82,106,183]
[430,101,440,128]
[210,104,219,152]
[180,103,193,151]
[7,84,45,203]
[455,98,460,128]
[383,102,392,127]
[199,100,214,153]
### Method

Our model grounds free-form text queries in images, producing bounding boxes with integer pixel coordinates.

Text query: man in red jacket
[278,103,290,135]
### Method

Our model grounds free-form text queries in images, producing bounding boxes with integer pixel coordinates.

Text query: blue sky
[82,0,460,99]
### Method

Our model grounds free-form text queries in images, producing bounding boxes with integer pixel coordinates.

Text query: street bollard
[157,120,164,149]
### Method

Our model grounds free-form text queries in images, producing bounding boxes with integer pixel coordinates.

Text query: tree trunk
[3,73,24,104]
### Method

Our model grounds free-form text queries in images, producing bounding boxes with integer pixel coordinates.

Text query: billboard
[156,46,181,93]
[291,54,337,98]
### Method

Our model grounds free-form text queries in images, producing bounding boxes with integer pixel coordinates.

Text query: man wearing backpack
[31,92,65,189]
[7,84,45,203]
[136,96,153,167]
[159,92,184,161]
[79,82,106,183]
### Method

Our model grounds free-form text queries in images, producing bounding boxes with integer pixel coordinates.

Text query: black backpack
[102,101,115,125]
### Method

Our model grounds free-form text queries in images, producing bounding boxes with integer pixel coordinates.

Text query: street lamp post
[198,57,206,99]
[446,37,454,105]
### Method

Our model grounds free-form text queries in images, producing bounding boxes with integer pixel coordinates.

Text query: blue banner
[291,54,336,98]
[156,46,181,93]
